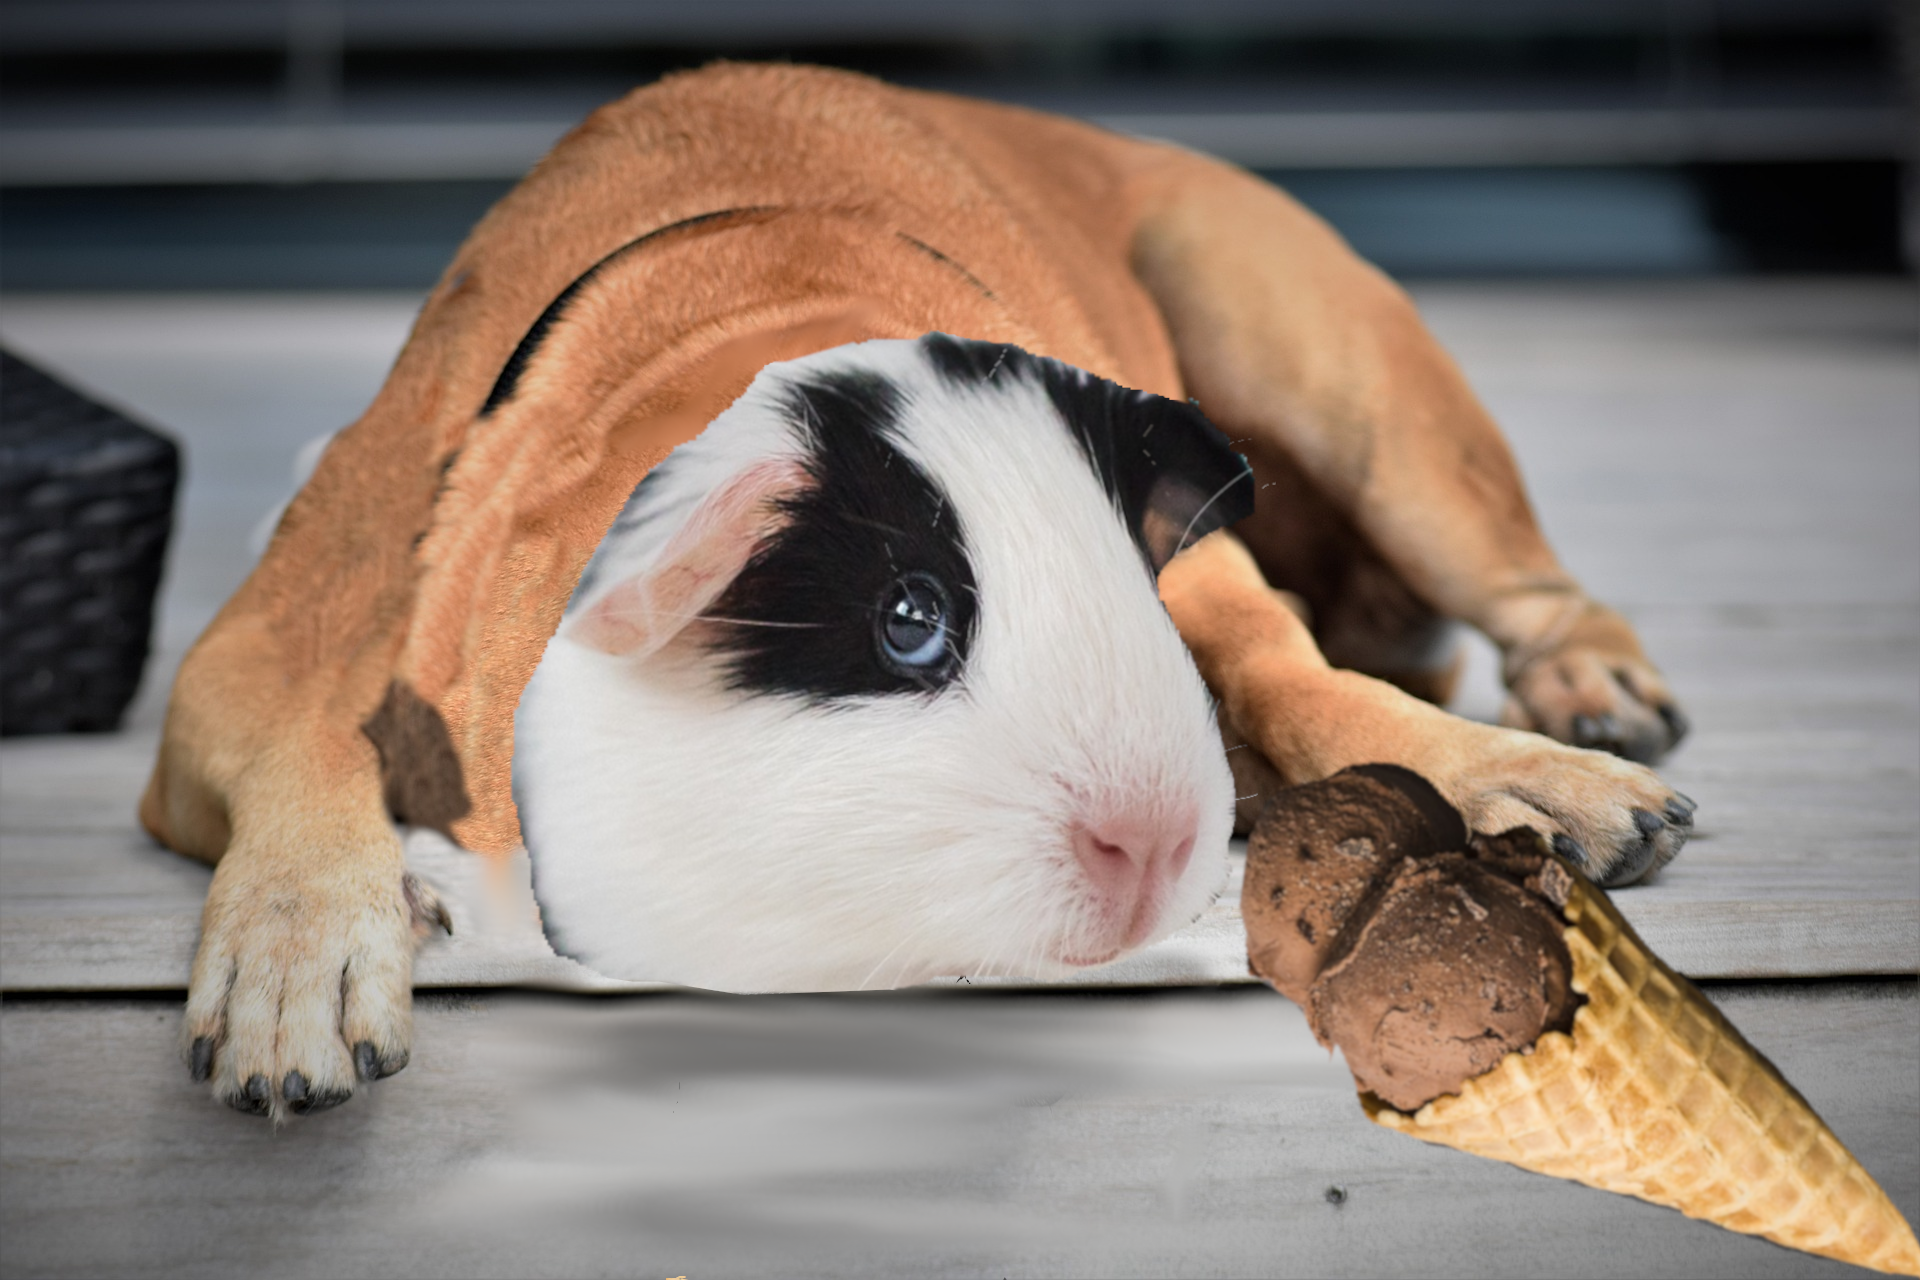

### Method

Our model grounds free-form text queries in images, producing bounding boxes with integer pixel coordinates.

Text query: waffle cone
[1363,871,1920,1275]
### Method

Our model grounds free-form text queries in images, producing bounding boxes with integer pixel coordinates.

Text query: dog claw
[189,1037,213,1083]
[1551,834,1590,869]
[288,1079,351,1115]
[1598,834,1661,888]
[1571,712,1640,758]
[289,1089,350,1116]
[354,1040,407,1081]
[229,1073,273,1117]
[403,872,454,936]
[1657,703,1690,748]
[1595,809,1677,889]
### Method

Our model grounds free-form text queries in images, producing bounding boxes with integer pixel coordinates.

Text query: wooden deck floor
[1,280,1915,1278]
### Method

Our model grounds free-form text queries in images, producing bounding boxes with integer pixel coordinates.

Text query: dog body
[144,65,1690,1116]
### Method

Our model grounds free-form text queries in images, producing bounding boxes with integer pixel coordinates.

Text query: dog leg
[1166,533,1691,886]
[1221,442,1465,709]
[1130,159,1685,765]
[145,637,447,1119]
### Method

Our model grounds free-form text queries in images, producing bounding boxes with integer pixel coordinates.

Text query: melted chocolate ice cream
[1245,770,1582,1111]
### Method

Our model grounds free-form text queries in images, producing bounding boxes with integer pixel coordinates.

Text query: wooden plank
[0,732,161,834]
[1616,899,1920,979]
[3,981,1912,1279]
[6,824,1913,992]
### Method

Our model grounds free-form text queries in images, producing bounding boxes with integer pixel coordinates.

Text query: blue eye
[877,572,953,679]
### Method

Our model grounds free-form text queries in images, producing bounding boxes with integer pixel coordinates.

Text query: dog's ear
[564,458,807,658]
[1055,381,1255,573]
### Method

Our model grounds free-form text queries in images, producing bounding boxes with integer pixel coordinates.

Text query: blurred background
[1,0,1913,289]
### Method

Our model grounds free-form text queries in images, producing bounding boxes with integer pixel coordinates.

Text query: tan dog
[143,64,1690,1116]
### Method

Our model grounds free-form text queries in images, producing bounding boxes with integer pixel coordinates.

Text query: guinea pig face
[515,335,1254,992]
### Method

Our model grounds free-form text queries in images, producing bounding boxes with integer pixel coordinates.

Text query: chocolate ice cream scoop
[1244,767,1582,1112]
[1309,842,1580,1111]
[1242,764,1466,1003]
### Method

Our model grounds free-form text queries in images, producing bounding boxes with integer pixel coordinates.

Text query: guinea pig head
[515,334,1253,991]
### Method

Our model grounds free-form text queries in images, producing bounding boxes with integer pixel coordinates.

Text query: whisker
[884,931,935,991]
[690,614,827,629]
[843,512,910,539]
[1173,470,1255,558]
[858,933,914,992]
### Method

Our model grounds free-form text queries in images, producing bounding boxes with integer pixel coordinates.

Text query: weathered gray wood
[3,981,1913,1279]
[5,820,1916,990]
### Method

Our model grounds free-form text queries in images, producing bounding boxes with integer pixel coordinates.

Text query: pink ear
[566,458,807,658]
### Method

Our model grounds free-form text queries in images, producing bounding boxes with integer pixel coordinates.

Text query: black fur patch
[480,207,777,417]
[919,334,1253,573]
[704,370,979,702]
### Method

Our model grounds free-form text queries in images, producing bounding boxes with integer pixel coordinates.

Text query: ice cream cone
[1364,867,1920,1276]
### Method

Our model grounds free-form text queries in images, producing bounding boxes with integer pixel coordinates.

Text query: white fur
[516,340,1235,991]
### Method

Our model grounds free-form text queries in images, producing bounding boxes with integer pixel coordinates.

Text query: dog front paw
[183,843,449,1120]
[1499,601,1687,765]
[1428,723,1693,887]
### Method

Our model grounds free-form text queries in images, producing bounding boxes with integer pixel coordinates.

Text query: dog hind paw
[1499,604,1687,765]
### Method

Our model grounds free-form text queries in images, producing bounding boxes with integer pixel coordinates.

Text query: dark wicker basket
[1,350,180,735]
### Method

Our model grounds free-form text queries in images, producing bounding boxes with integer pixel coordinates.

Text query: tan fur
[145,64,1686,1115]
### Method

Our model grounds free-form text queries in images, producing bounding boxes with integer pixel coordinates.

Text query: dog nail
[1551,834,1589,868]
[282,1071,307,1103]
[403,872,454,936]
[290,1089,351,1116]
[1664,798,1695,826]
[354,1041,407,1081]
[1658,703,1690,744]
[1632,809,1665,837]
[1671,790,1697,816]
[1598,835,1660,888]
[189,1037,213,1082]
[229,1074,272,1116]
[1571,714,1600,742]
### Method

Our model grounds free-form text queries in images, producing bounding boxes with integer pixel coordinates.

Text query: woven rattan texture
[1,351,178,735]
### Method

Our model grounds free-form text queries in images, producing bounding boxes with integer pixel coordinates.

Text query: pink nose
[1070,813,1197,907]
